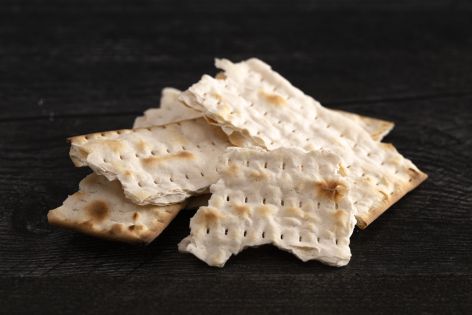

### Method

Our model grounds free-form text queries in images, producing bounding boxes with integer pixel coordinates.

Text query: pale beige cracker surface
[334,110,394,142]
[179,147,356,267]
[180,58,427,228]
[48,173,184,244]
[135,88,394,141]
[69,118,230,206]
[51,92,205,244]
[133,87,201,128]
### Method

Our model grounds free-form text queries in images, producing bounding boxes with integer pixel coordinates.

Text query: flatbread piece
[69,118,230,205]
[180,58,427,228]
[48,174,184,244]
[179,147,356,267]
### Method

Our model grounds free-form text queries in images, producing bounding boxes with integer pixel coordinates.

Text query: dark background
[1,1,471,314]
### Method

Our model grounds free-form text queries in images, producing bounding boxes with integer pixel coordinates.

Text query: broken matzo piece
[133,87,201,128]
[180,58,427,228]
[49,92,206,243]
[179,147,356,267]
[48,173,184,244]
[135,88,394,141]
[69,118,230,206]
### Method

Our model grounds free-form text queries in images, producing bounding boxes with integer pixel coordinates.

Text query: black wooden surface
[1,1,471,314]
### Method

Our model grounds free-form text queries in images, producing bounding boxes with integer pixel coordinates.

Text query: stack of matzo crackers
[48,59,427,267]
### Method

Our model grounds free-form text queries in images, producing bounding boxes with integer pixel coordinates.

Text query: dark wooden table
[1,1,471,314]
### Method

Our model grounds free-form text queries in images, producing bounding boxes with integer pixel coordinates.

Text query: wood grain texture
[0,1,471,314]
[1,8,472,121]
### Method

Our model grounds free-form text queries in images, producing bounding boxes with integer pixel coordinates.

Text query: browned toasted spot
[259,90,287,106]
[224,163,239,176]
[203,208,221,223]
[133,212,139,221]
[73,191,86,198]
[215,72,227,80]
[379,190,389,200]
[228,132,247,147]
[314,180,347,202]
[79,220,94,229]
[204,116,218,124]
[249,170,267,181]
[124,170,133,178]
[408,167,420,177]
[142,151,194,166]
[137,140,149,153]
[284,207,304,218]
[371,131,382,141]
[176,150,194,159]
[110,223,124,234]
[381,143,396,152]
[195,207,222,225]
[83,174,99,185]
[129,224,144,231]
[232,204,250,216]
[85,200,109,222]
[256,205,275,217]
[101,130,115,137]
[102,140,124,154]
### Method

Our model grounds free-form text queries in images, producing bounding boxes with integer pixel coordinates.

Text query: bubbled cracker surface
[69,118,230,206]
[51,90,203,244]
[179,147,356,267]
[133,87,202,128]
[334,110,394,142]
[180,58,427,227]
[47,173,184,244]
[134,87,393,141]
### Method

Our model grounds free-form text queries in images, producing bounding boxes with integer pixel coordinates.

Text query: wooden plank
[2,0,472,14]
[0,96,470,280]
[1,11,472,120]
[1,3,471,313]
[1,275,471,314]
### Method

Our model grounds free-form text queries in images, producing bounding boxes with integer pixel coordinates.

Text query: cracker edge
[356,145,428,228]
[47,200,184,244]
[334,110,395,141]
